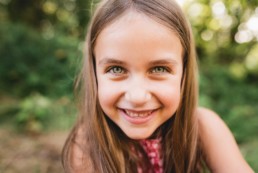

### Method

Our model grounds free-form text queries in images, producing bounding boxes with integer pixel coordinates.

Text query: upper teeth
[125,110,152,117]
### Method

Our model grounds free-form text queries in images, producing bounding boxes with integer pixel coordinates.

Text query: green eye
[108,66,125,74]
[151,66,168,73]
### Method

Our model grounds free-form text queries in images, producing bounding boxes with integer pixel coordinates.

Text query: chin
[124,130,154,140]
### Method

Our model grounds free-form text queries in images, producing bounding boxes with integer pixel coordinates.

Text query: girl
[62,0,254,172]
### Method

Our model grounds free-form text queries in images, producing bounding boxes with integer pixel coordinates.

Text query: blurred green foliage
[0,0,257,171]
[0,22,80,97]
[16,93,51,133]
[15,93,76,134]
[199,66,258,142]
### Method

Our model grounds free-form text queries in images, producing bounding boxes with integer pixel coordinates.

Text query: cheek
[97,80,121,109]
[155,81,181,109]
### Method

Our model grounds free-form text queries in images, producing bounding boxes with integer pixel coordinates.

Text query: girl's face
[94,11,183,140]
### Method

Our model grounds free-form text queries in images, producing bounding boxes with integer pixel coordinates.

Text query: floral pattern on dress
[138,138,163,173]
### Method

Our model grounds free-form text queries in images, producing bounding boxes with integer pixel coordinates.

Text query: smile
[124,109,153,118]
[118,108,158,125]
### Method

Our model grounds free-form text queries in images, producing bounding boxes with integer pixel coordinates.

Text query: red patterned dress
[138,138,163,173]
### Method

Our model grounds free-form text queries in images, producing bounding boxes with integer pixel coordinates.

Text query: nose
[125,84,151,106]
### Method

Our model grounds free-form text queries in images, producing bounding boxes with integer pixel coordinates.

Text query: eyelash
[106,66,126,74]
[106,66,171,75]
[150,66,170,74]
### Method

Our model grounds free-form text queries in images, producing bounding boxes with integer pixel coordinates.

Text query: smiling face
[94,11,183,140]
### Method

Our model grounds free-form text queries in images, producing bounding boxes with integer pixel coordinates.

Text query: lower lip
[119,109,156,125]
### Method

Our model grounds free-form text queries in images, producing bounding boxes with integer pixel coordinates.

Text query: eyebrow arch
[148,59,179,66]
[98,58,126,66]
[98,58,179,66]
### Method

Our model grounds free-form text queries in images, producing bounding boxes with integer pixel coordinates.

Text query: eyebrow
[98,58,126,66]
[148,59,179,66]
[98,57,179,66]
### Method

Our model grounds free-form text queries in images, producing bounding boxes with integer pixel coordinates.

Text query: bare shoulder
[68,126,94,172]
[196,107,254,173]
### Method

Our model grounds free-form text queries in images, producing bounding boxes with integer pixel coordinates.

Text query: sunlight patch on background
[188,3,204,17]
[211,1,234,30]
[212,1,226,17]
[220,15,233,29]
[208,18,221,31]
[235,13,258,43]
[43,1,57,15]
[245,44,258,72]
[246,16,258,32]
[235,30,253,43]
[201,30,214,41]
[175,0,187,6]
[234,7,258,43]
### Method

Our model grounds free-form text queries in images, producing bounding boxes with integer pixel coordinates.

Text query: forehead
[94,10,183,55]
[98,10,176,40]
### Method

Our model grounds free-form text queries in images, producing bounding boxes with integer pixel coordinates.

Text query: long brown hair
[62,0,202,172]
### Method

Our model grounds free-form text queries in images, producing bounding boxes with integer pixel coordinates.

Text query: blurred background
[0,0,257,172]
